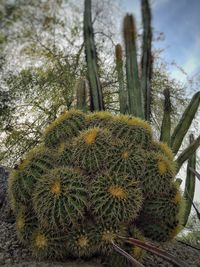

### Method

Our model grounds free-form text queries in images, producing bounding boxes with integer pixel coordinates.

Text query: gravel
[0,216,200,267]
[0,165,9,208]
[0,219,103,267]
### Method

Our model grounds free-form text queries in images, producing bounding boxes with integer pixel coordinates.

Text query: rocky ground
[0,219,104,267]
[1,206,200,267]
[0,166,200,267]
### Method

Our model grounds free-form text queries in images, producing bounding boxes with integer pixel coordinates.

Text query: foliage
[8,110,183,263]
[0,0,119,167]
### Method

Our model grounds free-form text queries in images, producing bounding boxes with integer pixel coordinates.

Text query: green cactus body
[72,127,112,173]
[160,88,171,145]
[141,0,152,121]
[138,220,182,242]
[67,225,97,258]
[104,227,145,267]
[33,168,88,228]
[31,229,69,260]
[84,0,104,111]
[86,111,114,128]
[16,206,38,244]
[115,43,127,114]
[108,142,146,177]
[93,224,127,255]
[151,141,174,161]
[141,152,176,198]
[141,198,181,223]
[8,110,181,260]
[109,114,152,148]
[123,14,144,119]
[90,172,143,223]
[56,143,73,167]
[8,147,54,206]
[44,110,86,148]
[76,79,88,112]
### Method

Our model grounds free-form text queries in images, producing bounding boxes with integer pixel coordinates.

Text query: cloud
[182,37,200,75]
[183,56,199,75]
[151,0,171,10]
[171,36,200,81]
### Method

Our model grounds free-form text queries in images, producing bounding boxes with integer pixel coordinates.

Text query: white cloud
[151,0,171,10]
[170,68,187,82]
[170,36,200,82]
[182,42,200,77]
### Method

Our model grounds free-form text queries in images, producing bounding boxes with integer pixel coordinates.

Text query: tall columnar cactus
[83,0,104,111]
[123,14,145,119]
[76,78,88,112]
[141,0,152,121]
[182,134,196,226]
[160,88,171,146]
[115,44,127,114]
[8,110,183,264]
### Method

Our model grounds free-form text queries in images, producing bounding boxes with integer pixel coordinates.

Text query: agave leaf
[111,241,145,267]
[175,178,182,187]
[184,188,200,221]
[182,134,196,227]
[176,135,200,173]
[171,91,200,155]
[119,237,189,267]
[189,167,200,182]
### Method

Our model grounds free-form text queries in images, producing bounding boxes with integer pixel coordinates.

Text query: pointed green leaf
[182,134,196,226]
[171,91,200,154]
[176,134,200,173]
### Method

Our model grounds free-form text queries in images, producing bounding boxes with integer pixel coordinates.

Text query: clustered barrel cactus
[8,110,183,265]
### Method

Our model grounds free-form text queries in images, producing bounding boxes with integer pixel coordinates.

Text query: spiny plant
[8,109,184,266]
[84,0,200,228]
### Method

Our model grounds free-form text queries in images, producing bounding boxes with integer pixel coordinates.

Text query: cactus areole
[8,110,183,263]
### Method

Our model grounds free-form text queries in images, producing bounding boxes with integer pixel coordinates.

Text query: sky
[122,0,200,83]
[122,0,200,203]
